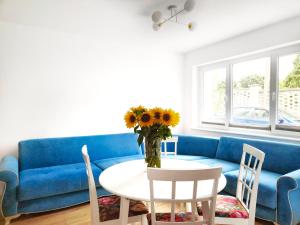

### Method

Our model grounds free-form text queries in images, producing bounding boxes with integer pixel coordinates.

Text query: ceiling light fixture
[151,0,196,31]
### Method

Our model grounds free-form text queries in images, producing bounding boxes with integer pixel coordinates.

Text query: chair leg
[185,202,192,212]
[145,202,151,212]
[141,214,148,225]
[3,214,21,225]
[4,218,11,225]
[201,201,210,222]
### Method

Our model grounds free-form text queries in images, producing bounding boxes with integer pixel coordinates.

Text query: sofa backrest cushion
[215,136,300,174]
[19,133,141,171]
[177,135,219,158]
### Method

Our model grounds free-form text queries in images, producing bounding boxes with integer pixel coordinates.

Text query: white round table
[99,159,227,225]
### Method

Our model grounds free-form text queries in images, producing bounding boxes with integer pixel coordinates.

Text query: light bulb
[184,0,195,12]
[152,11,163,23]
[152,23,161,31]
[187,22,196,31]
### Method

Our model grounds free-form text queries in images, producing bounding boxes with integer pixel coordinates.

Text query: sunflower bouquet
[124,106,180,168]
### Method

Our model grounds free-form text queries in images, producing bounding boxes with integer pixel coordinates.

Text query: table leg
[201,201,210,223]
[120,197,129,225]
[185,202,192,212]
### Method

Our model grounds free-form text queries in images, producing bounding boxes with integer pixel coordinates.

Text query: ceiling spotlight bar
[151,0,196,31]
[159,8,185,26]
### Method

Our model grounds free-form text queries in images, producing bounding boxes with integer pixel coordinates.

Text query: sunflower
[150,107,164,124]
[130,105,147,115]
[138,111,154,127]
[124,111,137,128]
[161,109,180,127]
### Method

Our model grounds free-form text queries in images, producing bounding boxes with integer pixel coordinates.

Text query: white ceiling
[1,0,300,53]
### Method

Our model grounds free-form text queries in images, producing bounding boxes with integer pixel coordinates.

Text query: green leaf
[137,134,144,146]
[134,125,139,133]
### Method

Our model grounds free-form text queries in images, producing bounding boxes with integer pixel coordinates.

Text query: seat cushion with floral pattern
[197,195,249,219]
[98,195,148,222]
[147,212,201,223]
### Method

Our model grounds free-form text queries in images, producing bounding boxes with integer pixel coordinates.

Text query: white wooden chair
[82,145,148,225]
[147,167,222,225]
[161,136,178,158]
[198,144,265,225]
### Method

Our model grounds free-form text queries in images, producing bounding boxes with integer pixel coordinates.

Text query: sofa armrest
[277,169,300,225]
[0,156,19,187]
[0,155,19,217]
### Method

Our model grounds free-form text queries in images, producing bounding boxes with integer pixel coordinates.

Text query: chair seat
[98,195,148,222]
[147,212,200,223]
[197,195,249,219]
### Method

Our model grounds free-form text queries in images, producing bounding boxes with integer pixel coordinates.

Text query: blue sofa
[0,133,300,225]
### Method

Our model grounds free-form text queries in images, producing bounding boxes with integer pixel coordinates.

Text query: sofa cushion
[177,135,219,158]
[18,163,102,201]
[94,155,144,170]
[224,169,281,209]
[196,158,240,173]
[18,133,142,170]
[162,155,208,161]
[216,136,300,174]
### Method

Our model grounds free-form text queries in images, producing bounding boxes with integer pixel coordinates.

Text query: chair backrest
[147,167,222,225]
[161,136,178,157]
[236,144,265,224]
[82,145,100,225]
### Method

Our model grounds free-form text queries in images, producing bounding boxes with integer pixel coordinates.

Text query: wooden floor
[5,202,274,225]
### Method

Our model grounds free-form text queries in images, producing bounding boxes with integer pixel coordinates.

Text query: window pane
[202,68,226,124]
[277,54,300,130]
[231,58,270,127]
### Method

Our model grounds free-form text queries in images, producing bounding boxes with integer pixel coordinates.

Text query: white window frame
[199,64,227,126]
[195,44,300,139]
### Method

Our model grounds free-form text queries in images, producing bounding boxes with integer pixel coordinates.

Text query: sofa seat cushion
[99,195,148,222]
[18,163,102,201]
[224,170,281,209]
[197,195,249,219]
[162,155,208,161]
[94,155,144,170]
[196,159,240,173]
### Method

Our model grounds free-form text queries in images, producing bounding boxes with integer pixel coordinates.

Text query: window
[277,53,300,131]
[196,45,300,136]
[202,68,226,124]
[231,58,270,128]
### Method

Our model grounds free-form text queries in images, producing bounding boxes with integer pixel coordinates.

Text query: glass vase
[144,137,161,168]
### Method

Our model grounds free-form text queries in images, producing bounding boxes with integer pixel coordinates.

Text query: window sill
[191,126,300,144]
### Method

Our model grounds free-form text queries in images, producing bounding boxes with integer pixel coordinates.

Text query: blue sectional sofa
[0,133,300,225]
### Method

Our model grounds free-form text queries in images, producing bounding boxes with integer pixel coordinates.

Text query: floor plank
[6,203,274,225]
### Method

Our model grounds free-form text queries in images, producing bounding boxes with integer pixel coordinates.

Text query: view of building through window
[200,51,300,132]
[278,54,300,129]
[202,68,226,124]
[231,58,270,127]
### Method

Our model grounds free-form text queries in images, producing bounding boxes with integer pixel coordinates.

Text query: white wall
[0,21,183,157]
[183,16,300,142]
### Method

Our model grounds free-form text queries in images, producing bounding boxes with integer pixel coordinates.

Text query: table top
[99,159,227,202]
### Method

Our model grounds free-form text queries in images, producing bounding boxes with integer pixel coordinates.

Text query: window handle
[271,92,276,101]
[224,95,229,103]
